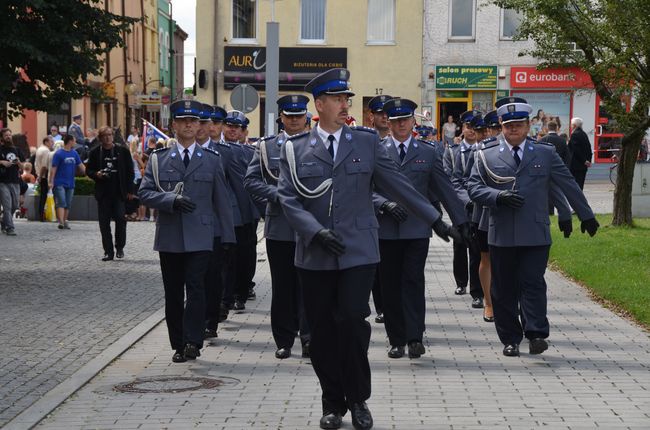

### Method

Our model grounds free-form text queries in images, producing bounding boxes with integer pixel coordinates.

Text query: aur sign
[435,65,497,89]
[224,47,347,90]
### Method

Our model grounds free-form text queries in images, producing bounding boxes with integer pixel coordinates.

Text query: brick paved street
[29,226,650,429]
[0,219,163,428]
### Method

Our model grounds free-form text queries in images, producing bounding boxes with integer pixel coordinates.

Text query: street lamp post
[105,72,137,130]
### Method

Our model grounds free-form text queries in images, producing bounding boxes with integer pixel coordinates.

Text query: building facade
[196,0,424,137]
[423,0,612,165]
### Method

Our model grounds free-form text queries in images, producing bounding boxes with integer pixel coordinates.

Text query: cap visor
[500,117,529,124]
[174,114,200,119]
[324,89,355,97]
[282,109,307,116]
[388,113,414,120]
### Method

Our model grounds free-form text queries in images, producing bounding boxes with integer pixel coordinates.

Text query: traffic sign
[230,84,259,113]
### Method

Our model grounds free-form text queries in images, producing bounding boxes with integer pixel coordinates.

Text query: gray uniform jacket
[214,140,252,226]
[278,125,442,271]
[138,144,236,252]
[244,133,295,242]
[442,142,461,177]
[467,137,594,247]
[373,136,468,240]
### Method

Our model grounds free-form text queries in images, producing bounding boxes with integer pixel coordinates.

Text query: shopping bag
[44,191,56,222]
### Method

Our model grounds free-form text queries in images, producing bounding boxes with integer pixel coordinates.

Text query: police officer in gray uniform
[450,110,484,306]
[277,68,460,430]
[467,98,599,357]
[220,111,260,312]
[373,98,470,360]
[138,100,235,363]
[244,94,311,360]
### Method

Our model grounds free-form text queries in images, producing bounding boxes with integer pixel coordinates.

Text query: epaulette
[260,135,276,142]
[152,147,170,154]
[533,138,553,147]
[285,131,310,140]
[417,138,437,148]
[480,136,497,145]
[351,126,378,134]
[481,140,500,150]
[203,147,220,156]
[217,140,231,148]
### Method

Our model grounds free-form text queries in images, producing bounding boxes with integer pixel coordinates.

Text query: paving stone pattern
[35,232,650,429]
[0,219,164,427]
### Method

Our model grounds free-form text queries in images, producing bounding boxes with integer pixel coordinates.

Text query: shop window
[448,0,475,41]
[301,0,326,43]
[471,92,494,113]
[500,8,522,40]
[232,0,257,42]
[367,0,395,44]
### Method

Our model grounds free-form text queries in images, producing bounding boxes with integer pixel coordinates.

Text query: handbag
[44,191,56,222]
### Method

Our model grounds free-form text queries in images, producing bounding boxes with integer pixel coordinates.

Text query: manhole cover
[114,376,238,394]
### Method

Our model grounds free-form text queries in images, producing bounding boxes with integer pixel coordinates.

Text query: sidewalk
[29,235,650,429]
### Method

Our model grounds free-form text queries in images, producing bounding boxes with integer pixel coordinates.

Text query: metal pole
[265,21,279,136]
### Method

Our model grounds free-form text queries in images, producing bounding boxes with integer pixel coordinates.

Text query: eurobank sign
[510,66,593,89]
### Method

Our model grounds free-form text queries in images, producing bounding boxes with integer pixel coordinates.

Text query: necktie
[183,148,190,167]
[399,143,406,162]
[327,135,335,160]
[513,146,521,166]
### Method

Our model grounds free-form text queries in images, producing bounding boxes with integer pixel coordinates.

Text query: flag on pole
[141,119,169,152]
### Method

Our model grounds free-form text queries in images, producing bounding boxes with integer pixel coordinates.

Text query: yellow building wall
[196,0,424,137]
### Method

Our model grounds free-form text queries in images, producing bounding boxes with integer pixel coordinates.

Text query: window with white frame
[367,0,395,44]
[301,0,326,42]
[448,0,476,40]
[500,8,522,39]
[232,0,257,41]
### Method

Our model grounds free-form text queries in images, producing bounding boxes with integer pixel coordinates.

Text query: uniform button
[335,203,339,208]
[335,219,340,224]
[332,173,337,177]
[334,188,339,192]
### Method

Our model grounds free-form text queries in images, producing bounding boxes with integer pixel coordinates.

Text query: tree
[0,0,139,118]
[490,0,650,226]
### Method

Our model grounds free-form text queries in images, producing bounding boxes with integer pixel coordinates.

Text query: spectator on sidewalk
[34,136,54,222]
[0,128,25,236]
[20,162,36,184]
[442,115,458,147]
[49,124,62,142]
[86,126,134,261]
[49,135,85,229]
[568,117,593,190]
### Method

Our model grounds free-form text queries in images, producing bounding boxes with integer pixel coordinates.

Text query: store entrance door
[438,101,467,142]
[594,95,629,163]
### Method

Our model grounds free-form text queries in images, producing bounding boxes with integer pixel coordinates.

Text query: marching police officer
[367,95,393,139]
[467,98,599,357]
[373,98,470,359]
[277,68,460,430]
[220,111,260,312]
[450,110,483,307]
[138,100,235,363]
[244,94,311,360]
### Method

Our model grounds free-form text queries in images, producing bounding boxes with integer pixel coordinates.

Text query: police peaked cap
[305,68,355,98]
[368,95,394,112]
[211,106,227,122]
[277,95,309,115]
[460,110,481,124]
[224,110,249,127]
[170,100,202,119]
[383,98,418,120]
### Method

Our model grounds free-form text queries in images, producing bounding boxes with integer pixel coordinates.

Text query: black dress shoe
[275,347,291,359]
[408,341,425,358]
[483,314,495,323]
[233,300,246,311]
[319,411,343,429]
[349,402,373,430]
[218,304,229,322]
[503,344,520,357]
[102,253,114,261]
[387,345,404,359]
[116,249,124,259]
[374,313,384,323]
[183,343,201,360]
[471,297,484,308]
[301,342,310,358]
[529,338,549,355]
[247,288,256,300]
[172,350,186,363]
[455,286,467,295]
[204,328,218,339]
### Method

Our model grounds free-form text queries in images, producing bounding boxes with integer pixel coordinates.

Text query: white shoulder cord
[446,146,455,170]
[259,139,279,182]
[151,140,184,195]
[475,147,516,190]
[285,139,333,198]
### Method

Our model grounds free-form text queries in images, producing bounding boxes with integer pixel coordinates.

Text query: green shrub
[74,176,96,196]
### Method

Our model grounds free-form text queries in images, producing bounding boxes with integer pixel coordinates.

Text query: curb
[3,307,166,430]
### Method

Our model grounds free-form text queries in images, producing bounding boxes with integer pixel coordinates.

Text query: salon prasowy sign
[510,67,593,89]
[435,65,497,89]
